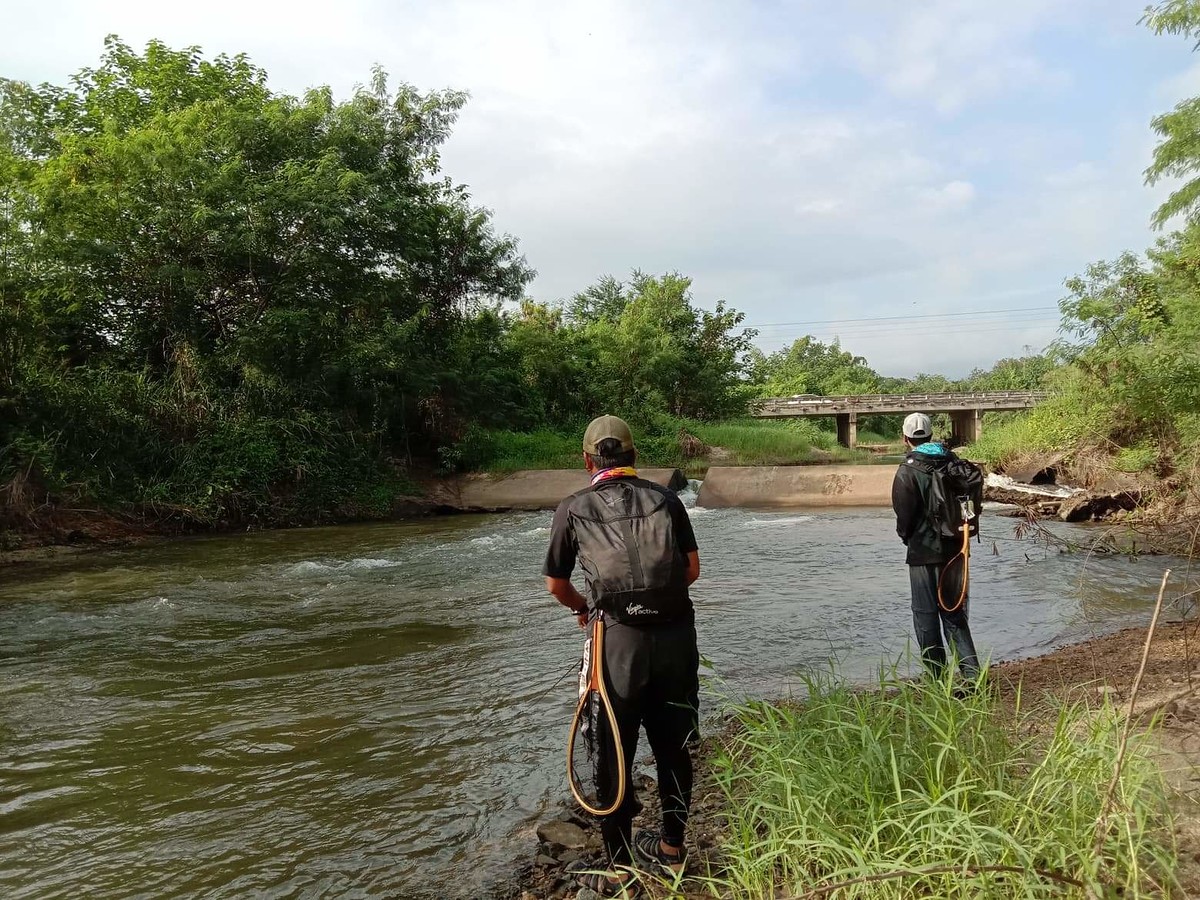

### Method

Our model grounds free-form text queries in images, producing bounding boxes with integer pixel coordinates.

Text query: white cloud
[844,0,1074,114]
[917,180,976,212]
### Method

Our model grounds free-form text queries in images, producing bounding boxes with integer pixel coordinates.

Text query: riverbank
[514,619,1200,899]
[0,455,1172,567]
[1,461,897,563]
[980,446,1200,556]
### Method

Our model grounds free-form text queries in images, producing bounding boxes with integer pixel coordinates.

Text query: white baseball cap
[903,412,932,440]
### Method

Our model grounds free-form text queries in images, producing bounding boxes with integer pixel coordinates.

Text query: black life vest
[567,477,690,625]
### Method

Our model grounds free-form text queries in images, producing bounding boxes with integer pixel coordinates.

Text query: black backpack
[567,479,689,624]
[911,455,984,539]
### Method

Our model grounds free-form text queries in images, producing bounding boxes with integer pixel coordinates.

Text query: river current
[0,485,1174,898]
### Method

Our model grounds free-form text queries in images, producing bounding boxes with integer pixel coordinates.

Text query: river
[0,486,1174,898]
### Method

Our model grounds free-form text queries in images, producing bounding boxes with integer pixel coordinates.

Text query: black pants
[909,564,980,679]
[594,619,698,867]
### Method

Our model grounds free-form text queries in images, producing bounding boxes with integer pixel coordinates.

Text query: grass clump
[457,417,875,474]
[443,427,583,473]
[707,671,1174,899]
[688,418,840,467]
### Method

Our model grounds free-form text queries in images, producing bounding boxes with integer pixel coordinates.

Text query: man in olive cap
[543,415,701,895]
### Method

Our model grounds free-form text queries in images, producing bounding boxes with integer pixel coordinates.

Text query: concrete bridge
[751,391,1049,448]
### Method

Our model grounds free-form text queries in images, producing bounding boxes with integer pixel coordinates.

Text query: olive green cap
[582,415,635,455]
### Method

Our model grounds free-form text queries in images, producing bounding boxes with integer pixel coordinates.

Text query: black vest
[567,477,690,625]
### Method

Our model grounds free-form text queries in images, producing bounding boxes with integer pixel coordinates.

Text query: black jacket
[891,448,978,566]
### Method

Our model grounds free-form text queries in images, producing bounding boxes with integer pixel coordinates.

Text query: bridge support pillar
[836,412,857,449]
[951,409,982,445]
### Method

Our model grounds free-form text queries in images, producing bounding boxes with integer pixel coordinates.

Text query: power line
[767,316,1058,336]
[756,320,1060,343]
[748,305,1058,329]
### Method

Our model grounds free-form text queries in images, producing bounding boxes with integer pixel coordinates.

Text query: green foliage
[1056,253,1165,360]
[1144,2,1200,226]
[749,336,881,397]
[1114,444,1157,473]
[456,417,838,474]
[709,671,1174,898]
[959,354,1055,391]
[968,369,1114,467]
[555,271,757,422]
[1143,0,1200,43]
[440,427,581,474]
[0,39,765,528]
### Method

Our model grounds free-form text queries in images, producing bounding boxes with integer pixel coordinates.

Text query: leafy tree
[515,272,757,424]
[566,276,628,326]
[1,37,533,519]
[959,356,1055,391]
[1055,252,1165,361]
[750,336,881,397]
[1144,2,1200,226]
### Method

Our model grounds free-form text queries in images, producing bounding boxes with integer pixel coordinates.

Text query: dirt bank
[697,464,895,509]
[511,619,1200,899]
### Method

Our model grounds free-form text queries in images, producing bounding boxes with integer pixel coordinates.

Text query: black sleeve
[891,464,918,545]
[667,493,699,554]
[542,499,576,578]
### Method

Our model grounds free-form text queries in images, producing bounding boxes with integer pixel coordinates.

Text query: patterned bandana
[590,466,638,486]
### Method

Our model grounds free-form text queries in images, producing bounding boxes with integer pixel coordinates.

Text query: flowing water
[0,486,1177,898]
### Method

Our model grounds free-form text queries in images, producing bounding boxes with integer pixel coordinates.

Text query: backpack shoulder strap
[904,454,938,475]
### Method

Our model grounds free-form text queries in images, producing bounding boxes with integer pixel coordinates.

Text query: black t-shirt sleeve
[541,499,576,578]
[667,493,699,554]
[892,463,917,543]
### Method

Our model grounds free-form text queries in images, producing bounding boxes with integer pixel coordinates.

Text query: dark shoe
[954,673,991,701]
[565,859,641,898]
[632,829,687,874]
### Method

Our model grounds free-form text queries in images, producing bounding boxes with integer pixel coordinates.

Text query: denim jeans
[909,563,980,679]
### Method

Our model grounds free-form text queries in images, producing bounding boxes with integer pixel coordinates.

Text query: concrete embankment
[697,465,895,508]
[431,468,689,512]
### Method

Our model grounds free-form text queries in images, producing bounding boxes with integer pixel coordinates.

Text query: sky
[3,0,1199,377]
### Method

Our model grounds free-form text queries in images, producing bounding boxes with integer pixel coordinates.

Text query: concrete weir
[697,465,895,509]
[433,467,689,512]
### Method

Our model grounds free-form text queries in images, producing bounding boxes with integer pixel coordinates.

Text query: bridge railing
[752,390,1050,416]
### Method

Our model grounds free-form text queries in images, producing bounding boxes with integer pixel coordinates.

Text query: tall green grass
[689,418,840,466]
[443,427,583,473]
[968,373,1116,468]
[456,417,887,473]
[705,671,1175,899]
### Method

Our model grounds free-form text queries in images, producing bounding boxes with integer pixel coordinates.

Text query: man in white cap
[891,412,981,683]
[543,414,701,895]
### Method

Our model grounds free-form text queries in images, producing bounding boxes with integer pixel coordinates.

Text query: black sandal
[632,829,687,873]
[565,859,642,898]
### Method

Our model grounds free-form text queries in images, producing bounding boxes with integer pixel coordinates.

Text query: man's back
[555,476,693,625]
[892,444,960,566]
